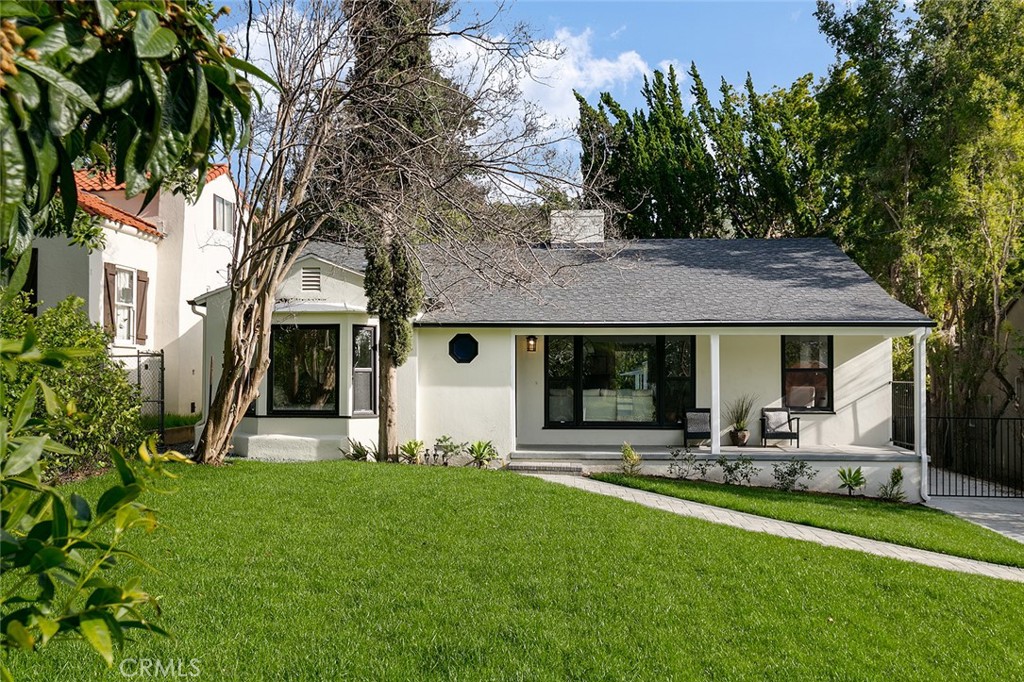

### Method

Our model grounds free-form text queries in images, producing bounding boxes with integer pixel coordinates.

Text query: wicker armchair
[683,408,712,445]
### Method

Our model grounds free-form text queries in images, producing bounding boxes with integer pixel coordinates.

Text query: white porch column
[710,333,721,455]
[913,328,929,501]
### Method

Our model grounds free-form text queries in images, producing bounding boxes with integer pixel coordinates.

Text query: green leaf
[3,436,46,476]
[0,99,27,210]
[5,621,34,651]
[225,55,279,91]
[38,380,59,416]
[6,70,41,111]
[15,58,99,113]
[70,493,92,523]
[28,546,65,572]
[109,448,136,486]
[93,0,117,30]
[102,57,135,110]
[37,616,59,645]
[96,483,142,517]
[79,615,114,666]
[11,381,37,431]
[49,491,69,540]
[133,10,177,59]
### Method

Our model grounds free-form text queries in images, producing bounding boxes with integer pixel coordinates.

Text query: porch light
[526,335,537,352]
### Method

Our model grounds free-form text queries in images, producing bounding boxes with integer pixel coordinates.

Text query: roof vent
[550,209,605,245]
[300,266,321,292]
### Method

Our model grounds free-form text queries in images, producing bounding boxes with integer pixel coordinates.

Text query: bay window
[269,325,339,415]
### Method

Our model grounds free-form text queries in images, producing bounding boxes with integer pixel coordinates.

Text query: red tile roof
[205,164,231,182]
[74,169,125,192]
[76,191,163,237]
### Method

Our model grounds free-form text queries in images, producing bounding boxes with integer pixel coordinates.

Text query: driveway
[927,497,1024,544]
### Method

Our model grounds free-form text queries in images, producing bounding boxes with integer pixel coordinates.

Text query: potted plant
[725,393,758,446]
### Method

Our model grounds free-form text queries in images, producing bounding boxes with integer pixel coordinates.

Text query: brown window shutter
[103,263,116,334]
[135,270,149,345]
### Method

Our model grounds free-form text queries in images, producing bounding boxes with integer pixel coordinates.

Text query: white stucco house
[26,166,238,415]
[194,211,935,501]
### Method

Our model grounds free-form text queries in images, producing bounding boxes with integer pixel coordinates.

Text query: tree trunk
[378,316,399,461]
[196,286,275,464]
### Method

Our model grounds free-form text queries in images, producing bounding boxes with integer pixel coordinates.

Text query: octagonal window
[448,333,479,364]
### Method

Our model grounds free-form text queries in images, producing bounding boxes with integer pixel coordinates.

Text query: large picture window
[782,335,833,411]
[352,325,376,415]
[269,325,339,415]
[545,335,695,428]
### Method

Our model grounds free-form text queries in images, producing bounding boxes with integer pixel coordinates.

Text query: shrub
[878,466,907,502]
[621,442,642,476]
[1,329,188,675]
[771,458,818,491]
[667,447,711,480]
[434,435,467,466]
[838,466,867,496]
[716,454,757,485]
[0,293,143,477]
[399,439,425,465]
[467,440,498,468]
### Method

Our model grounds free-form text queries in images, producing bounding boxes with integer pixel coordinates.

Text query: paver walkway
[528,474,1024,583]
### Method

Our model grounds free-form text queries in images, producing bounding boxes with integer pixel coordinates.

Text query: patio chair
[683,408,711,445]
[761,407,800,448]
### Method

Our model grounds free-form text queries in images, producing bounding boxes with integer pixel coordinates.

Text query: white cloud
[522,28,648,130]
[610,24,627,40]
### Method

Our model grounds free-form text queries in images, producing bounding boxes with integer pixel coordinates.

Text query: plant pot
[730,429,749,446]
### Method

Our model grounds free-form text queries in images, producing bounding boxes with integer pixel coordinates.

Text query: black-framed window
[544,335,695,428]
[352,325,376,415]
[269,325,339,415]
[782,335,833,411]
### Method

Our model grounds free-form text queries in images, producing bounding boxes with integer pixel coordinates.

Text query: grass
[6,462,1024,680]
[140,412,201,431]
[592,472,1024,568]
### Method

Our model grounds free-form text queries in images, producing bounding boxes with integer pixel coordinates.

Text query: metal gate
[892,381,1024,497]
[112,349,165,444]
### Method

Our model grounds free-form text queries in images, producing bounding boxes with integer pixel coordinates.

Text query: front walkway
[527,474,1024,583]
[927,497,1024,544]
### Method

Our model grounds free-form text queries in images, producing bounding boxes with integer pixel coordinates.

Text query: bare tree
[196,0,580,463]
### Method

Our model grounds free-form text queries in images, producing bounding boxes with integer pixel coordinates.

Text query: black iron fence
[892,381,1024,497]
[111,349,165,443]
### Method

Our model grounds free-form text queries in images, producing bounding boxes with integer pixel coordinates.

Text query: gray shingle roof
[304,238,932,327]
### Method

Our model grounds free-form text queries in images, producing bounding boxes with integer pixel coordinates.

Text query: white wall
[414,327,516,456]
[515,329,895,450]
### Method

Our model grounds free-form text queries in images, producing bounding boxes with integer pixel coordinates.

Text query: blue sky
[468,0,838,116]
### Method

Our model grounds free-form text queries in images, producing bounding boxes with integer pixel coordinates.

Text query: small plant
[621,442,643,476]
[467,440,498,468]
[771,457,818,491]
[724,393,758,432]
[716,454,757,485]
[667,447,711,480]
[838,466,867,496]
[878,466,906,502]
[342,439,379,462]
[399,439,425,465]
[434,435,467,466]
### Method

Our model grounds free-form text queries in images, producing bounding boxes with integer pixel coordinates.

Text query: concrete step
[505,461,584,475]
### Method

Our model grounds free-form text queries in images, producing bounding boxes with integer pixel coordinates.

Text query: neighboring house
[27,165,238,415]
[195,211,934,500]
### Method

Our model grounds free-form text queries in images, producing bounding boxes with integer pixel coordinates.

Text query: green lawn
[592,472,1024,568]
[7,462,1024,681]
